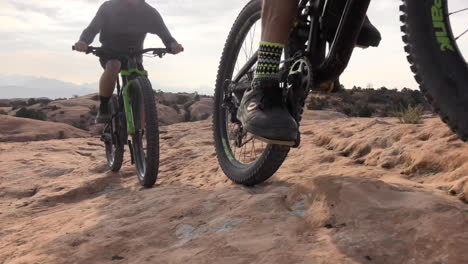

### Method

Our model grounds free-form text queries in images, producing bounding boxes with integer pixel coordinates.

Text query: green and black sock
[100,96,111,105]
[253,41,284,89]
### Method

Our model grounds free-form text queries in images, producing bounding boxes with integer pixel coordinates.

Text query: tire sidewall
[134,77,159,187]
[213,0,290,185]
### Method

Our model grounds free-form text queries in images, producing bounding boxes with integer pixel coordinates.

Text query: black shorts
[99,56,144,71]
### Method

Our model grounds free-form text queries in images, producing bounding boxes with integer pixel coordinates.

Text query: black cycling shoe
[323,0,381,48]
[357,16,381,48]
[237,84,298,146]
[95,102,111,124]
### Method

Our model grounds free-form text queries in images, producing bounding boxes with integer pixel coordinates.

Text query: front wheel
[213,0,290,186]
[401,0,468,140]
[130,77,160,188]
[104,95,124,172]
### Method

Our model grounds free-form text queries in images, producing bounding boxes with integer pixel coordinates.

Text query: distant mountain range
[0,74,97,99]
[0,74,214,99]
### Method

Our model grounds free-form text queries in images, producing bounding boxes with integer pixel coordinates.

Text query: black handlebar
[72,46,169,58]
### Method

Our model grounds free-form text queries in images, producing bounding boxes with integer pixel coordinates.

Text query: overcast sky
[0,0,466,94]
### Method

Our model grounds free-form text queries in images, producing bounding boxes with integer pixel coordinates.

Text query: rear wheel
[130,77,160,188]
[213,0,290,186]
[401,0,468,140]
[104,95,124,172]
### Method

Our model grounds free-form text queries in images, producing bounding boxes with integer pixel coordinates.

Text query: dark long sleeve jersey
[79,0,177,51]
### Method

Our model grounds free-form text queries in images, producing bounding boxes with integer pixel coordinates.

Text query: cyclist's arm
[148,7,178,48]
[79,2,107,45]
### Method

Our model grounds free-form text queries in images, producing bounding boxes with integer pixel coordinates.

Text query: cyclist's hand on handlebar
[74,41,89,52]
[168,42,184,54]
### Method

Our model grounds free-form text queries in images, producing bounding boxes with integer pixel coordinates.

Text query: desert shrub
[89,105,98,116]
[176,95,190,105]
[357,105,374,117]
[27,98,37,106]
[72,94,79,99]
[366,90,387,104]
[184,110,191,122]
[330,100,340,106]
[72,120,89,130]
[15,107,47,121]
[194,93,200,102]
[340,107,353,117]
[182,101,195,122]
[379,105,397,117]
[0,110,7,115]
[11,101,27,110]
[38,99,51,106]
[51,105,60,111]
[307,97,328,110]
[398,105,423,124]
[154,89,163,96]
[160,100,170,106]
[58,130,65,139]
[380,108,389,117]
[171,103,180,113]
[59,111,65,114]
[337,90,353,104]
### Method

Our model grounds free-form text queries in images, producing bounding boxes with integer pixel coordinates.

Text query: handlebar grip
[72,45,94,54]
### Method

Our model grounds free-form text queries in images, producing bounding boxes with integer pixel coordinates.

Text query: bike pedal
[254,136,296,147]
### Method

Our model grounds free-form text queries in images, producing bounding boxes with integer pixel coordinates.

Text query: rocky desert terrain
[0,92,213,135]
[1,109,468,264]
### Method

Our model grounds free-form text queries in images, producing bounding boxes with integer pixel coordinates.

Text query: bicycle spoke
[243,41,249,63]
[224,20,266,165]
[455,28,468,40]
[448,7,468,16]
[250,23,257,57]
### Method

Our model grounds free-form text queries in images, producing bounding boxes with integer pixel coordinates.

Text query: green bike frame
[121,68,149,136]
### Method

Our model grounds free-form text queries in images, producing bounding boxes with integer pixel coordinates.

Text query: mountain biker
[73,0,183,123]
[237,0,381,145]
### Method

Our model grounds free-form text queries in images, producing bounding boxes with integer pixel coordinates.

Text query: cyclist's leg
[237,0,299,144]
[323,0,381,47]
[95,58,121,123]
[99,59,121,97]
[261,0,299,43]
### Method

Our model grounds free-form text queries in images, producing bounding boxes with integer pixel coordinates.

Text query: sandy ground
[1,111,467,264]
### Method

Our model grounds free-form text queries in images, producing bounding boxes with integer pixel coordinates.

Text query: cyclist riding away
[74,0,183,123]
[237,0,381,145]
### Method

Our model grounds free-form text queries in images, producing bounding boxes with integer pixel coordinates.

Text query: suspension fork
[122,80,137,136]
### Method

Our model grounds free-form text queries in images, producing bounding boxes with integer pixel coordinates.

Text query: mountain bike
[73,46,167,188]
[213,0,468,186]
